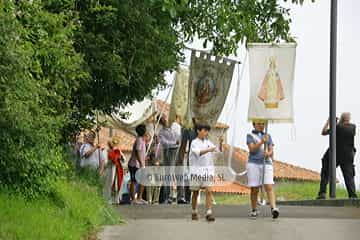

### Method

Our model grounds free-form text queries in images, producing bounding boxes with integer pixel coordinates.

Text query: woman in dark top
[318,113,358,199]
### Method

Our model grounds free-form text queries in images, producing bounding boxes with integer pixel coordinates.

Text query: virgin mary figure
[257,56,285,109]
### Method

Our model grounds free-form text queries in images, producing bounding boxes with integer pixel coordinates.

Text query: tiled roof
[97,127,135,152]
[222,144,321,182]
[214,122,229,129]
[272,160,321,182]
[113,130,135,152]
[211,181,250,195]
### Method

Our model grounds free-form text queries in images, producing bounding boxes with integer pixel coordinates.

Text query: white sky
[157,0,360,188]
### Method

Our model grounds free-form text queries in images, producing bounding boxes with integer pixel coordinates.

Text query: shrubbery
[0,180,120,240]
[0,1,85,198]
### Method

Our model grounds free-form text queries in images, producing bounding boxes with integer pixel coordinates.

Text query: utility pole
[329,0,338,199]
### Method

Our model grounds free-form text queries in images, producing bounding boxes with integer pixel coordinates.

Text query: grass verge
[214,182,360,205]
[0,180,121,240]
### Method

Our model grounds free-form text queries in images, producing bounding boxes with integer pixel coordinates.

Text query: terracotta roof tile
[113,129,135,152]
[214,122,229,129]
[211,181,250,195]
[96,127,135,152]
[223,144,321,182]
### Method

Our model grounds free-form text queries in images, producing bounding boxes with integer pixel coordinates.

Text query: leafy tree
[0,0,86,197]
[72,0,309,114]
[0,0,312,197]
[72,0,182,114]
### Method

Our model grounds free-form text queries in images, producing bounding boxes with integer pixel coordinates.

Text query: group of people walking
[77,112,357,222]
[77,115,281,221]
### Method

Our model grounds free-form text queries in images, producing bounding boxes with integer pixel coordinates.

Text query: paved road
[98,205,360,240]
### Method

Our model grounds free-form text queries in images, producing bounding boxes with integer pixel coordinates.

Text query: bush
[0,1,86,198]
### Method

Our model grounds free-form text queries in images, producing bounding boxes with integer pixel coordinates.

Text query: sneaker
[132,199,144,205]
[206,214,215,222]
[316,193,326,200]
[177,198,188,204]
[257,199,266,206]
[139,199,148,204]
[271,207,280,219]
[349,195,358,199]
[250,210,258,219]
[192,213,199,221]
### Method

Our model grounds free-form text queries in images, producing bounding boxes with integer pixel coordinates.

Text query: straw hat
[111,136,121,146]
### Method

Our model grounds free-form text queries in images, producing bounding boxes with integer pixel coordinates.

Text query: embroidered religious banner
[169,67,189,124]
[187,50,236,126]
[247,43,297,122]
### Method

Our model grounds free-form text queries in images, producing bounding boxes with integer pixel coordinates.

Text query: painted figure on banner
[257,56,285,109]
[195,71,217,104]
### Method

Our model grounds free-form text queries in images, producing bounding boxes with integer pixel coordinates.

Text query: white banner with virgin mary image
[188,50,236,126]
[247,43,297,123]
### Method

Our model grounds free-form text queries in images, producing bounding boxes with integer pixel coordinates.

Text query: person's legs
[247,162,262,209]
[137,184,145,201]
[185,186,191,203]
[205,188,212,211]
[263,164,279,218]
[250,187,259,210]
[191,190,199,220]
[130,181,136,202]
[205,188,215,221]
[153,186,160,204]
[264,184,276,209]
[177,184,186,203]
[318,153,330,198]
[176,148,186,203]
[163,148,171,202]
[146,186,153,204]
[191,190,199,211]
[170,184,177,202]
[129,167,137,202]
[340,163,358,198]
[169,148,178,202]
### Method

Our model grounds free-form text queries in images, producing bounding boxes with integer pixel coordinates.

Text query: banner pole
[260,121,268,206]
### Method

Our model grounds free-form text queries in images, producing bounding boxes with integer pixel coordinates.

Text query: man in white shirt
[158,115,179,204]
[189,123,222,222]
[79,131,105,174]
[171,115,182,144]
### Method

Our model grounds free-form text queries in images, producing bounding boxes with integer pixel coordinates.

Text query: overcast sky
[158,0,360,188]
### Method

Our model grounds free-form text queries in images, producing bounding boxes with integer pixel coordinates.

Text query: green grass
[274,182,356,200]
[214,182,360,205]
[214,194,249,205]
[0,180,121,240]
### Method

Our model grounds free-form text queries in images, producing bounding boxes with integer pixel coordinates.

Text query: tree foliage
[0,0,86,197]
[73,0,182,114]
[0,0,311,196]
